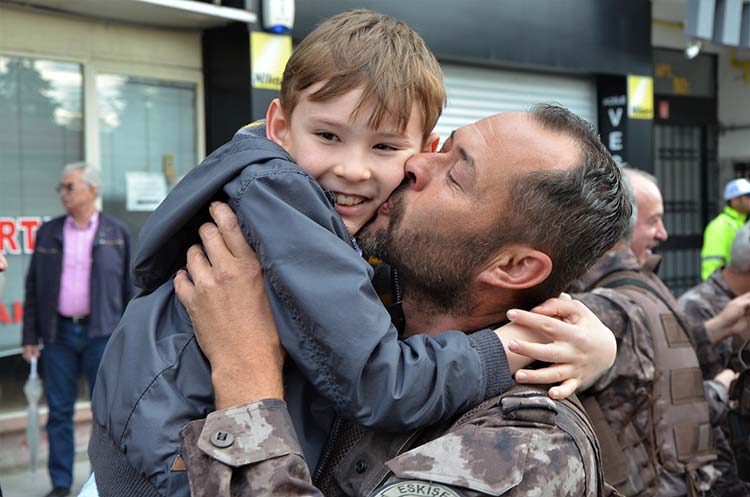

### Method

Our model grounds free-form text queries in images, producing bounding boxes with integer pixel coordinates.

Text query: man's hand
[22,345,40,363]
[714,368,738,392]
[705,292,750,344]
[502,294,617,400]
[0,253,7,272]
[174,202,285,409]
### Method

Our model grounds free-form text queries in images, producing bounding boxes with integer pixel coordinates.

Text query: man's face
[629,174,668,264]
[358,112,579,311]
[735,195,750,215]
[58,169,96,215]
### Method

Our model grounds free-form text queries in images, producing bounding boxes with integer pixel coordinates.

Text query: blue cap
[724,179,750,201]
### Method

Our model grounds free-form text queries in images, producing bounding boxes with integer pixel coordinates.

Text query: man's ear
[422,132,440,153]
[477,247,553,290]
[266,98,290,147]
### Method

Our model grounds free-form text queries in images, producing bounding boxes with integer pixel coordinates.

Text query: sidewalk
[0,402,92,497]
[1,456,89,497]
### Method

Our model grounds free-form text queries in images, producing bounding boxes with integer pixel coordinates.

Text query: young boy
[89,10,612,497]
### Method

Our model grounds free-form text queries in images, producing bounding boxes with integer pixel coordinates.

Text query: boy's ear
[266,98,290,147]
[477,247,552,291]
[423,132,440,153]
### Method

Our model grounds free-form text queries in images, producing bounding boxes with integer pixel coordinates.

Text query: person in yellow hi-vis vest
[701,178,750,280]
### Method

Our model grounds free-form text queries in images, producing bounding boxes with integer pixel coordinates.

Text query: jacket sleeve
[21,242,41,346]
[701,217,733,280]
[224,164,511,430]
[180,400,324,497]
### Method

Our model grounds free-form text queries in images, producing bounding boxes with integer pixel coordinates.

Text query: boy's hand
[504,294,617,400]
[174,202,285,409]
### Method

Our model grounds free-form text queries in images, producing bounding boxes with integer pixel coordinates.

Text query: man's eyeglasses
[55,182,77,193]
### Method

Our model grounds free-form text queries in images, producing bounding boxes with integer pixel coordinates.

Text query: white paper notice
[126,172,168,212]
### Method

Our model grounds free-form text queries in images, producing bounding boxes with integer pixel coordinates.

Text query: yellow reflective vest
[701,206,747,280]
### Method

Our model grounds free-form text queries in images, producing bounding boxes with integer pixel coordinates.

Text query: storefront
[0,2,258,416]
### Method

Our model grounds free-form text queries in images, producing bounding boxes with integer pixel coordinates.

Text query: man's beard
[357,187,487,314]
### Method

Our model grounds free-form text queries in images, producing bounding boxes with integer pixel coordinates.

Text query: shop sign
[126,172,168,212]
[0,217,43,254]
[627,75,654,120]
[251,31,292,90]
[599,94,627,163]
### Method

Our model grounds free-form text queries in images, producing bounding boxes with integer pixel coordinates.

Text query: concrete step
[0,402,92,471]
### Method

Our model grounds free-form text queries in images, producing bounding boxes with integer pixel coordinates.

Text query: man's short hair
[729,224,750,273]
[279,9,446,142]
[62,162,100,192]
[501,104,632,308]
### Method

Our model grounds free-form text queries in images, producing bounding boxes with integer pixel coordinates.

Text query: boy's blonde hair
[280,9,446,141]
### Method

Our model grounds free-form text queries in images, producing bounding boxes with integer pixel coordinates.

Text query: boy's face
[267,85,435,234]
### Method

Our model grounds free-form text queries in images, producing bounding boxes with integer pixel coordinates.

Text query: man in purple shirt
[22,162,132,497]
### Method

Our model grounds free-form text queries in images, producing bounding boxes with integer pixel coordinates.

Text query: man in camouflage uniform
[678,224,750,378]
[174,109,632,496]
[573,169,749,497]
[679,224,750,496]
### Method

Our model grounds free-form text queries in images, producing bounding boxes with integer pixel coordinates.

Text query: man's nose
[403,153,433,191]
[656,220,668,241]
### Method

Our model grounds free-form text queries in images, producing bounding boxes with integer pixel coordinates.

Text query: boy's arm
[187,185,509,429]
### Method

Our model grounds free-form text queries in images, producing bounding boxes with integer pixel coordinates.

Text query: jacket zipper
[313,416,344,485]
[391,267,402,304]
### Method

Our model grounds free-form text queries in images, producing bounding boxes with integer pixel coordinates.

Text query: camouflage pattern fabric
[677,269,737,377]
[180,390,605,497]
[679,271,750,496]
[572,248,723,497]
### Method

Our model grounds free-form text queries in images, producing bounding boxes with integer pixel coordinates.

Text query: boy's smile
[266,84,435,234]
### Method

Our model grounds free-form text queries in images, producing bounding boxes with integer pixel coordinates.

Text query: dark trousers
[42,319,109,489]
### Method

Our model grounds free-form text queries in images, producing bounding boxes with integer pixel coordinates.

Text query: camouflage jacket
[180,387,612,497]
[677,269,737,377]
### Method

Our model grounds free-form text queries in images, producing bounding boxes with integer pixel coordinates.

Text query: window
[98,75,197,243]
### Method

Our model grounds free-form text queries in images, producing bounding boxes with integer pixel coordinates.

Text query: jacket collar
[723,205,748,224]
[568,247,640,293]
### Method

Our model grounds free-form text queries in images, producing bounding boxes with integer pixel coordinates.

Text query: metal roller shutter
[435,64,597,142]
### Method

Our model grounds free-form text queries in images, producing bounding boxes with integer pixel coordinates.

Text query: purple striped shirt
[57,211,99,317]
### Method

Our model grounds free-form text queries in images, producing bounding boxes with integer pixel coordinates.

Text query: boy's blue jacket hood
[132,123,299,291]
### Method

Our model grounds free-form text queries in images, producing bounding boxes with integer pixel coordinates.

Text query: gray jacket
[90,124,510,497]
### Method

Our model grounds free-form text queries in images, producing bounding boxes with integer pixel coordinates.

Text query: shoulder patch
[372,481,463,497]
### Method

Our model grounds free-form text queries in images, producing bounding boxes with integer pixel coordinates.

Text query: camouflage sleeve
[679,296,727,379]
[180,399,323,497]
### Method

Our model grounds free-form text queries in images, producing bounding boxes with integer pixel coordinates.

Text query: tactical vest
[582,269,716,497]
[315,384,619,497]
[449,386,619,497]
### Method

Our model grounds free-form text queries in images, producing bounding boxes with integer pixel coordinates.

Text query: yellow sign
[627,75,654,120]
[251,32,292,90]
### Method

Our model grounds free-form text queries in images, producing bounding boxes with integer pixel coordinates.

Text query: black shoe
[44,487,70,497]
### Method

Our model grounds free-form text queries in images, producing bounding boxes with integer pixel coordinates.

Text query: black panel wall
[293,0,652,76]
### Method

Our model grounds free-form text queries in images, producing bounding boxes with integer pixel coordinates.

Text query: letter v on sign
[608,107,623,127]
